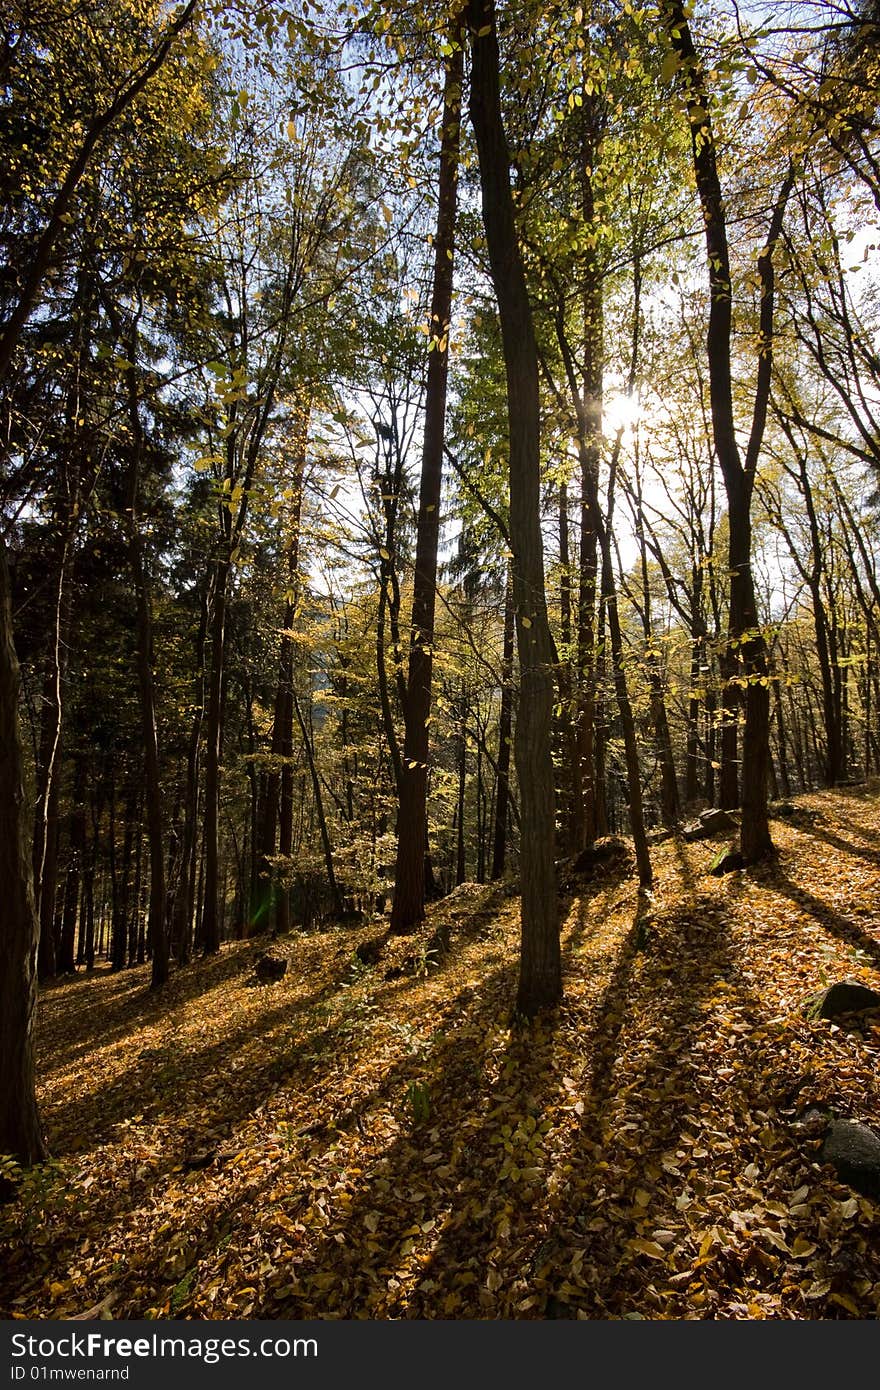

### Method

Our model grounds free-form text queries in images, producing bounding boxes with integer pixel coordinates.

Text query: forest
[1,0,880,1322]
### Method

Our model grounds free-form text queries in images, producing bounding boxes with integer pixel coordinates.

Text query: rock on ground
[821,1119,880,1198]
[806,980,880,1020]
[254,952,288,983]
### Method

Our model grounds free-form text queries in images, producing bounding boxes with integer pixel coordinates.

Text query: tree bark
[391,33,463,932]
[662,0,791,861]
[0,538,46,1166]
[490,558,515,880]
[469,0,560,1016]
[123,324,169,986]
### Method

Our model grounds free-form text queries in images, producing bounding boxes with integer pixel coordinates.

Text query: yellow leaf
[628,1238,666,1260]
[829,1291,861,1315]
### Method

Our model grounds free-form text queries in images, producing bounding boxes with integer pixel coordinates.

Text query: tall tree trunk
[201,554,229,954]
[455,692,467,885]
[292,687,343,918]
[258,407,308,936]
[391,35,463,932]
[490,559,515,881]
[557,481,583,851]
[32,540,72,981]
[632,460,680,827]
[0,538,46,1166]
[123,325,169,986]
[173,579,209,965]
[469,0,560,1016]
[662,0,791,862]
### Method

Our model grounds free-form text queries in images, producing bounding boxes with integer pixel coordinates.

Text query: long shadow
[2,893,528,1318]
[786,817,880,870]
[544,894,756,1317]
[769,863,880,970]
[10,860,856,1321]
[670,834,700,896]
[255,960,561,1320]
[269,887,756,1319]
[563,875,638,955]
[35,945,280,1074]
[91,961,521,1320]
[38,894,524,1162]
[830,817,880,849]
[0,943,519,1321]
[38,970,355,1152]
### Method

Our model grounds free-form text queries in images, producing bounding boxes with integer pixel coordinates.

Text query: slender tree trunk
[469,0,560,1015]
[456,693,467,885]
[123,325,168,986]
[390,40,463,931]
[32,541,72,981]
[490,560,515,881]
[277,674,295,935]
[662,0,791,862]
[202,555,229,954]
[0,538,46,1166]
[292,687,343,918]
[271,412,308,936]
[557,481,583,851]
[633,466,680,828]
[173,580,208,965]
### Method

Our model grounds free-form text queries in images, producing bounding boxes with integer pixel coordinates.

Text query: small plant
[170,1267,197,1314]
[0,1154,22,1187]
[413,942,441,978]
[2,1157,67,1243]
[406,1080,431,1127]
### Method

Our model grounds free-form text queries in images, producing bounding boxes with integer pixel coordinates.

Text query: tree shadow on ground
[766,863,880,971]
[36,943,297,1071]
[789,819,880,870]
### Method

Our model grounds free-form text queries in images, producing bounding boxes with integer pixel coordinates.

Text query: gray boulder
[821,1119,880,1198]
[682,807,738,842]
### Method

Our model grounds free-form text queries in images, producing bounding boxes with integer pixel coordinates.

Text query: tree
[661,0,792,863]
[391,21,464,934]
[0,542,45,1165]
[468,0,560,1015]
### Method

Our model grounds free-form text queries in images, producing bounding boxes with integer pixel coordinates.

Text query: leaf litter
[2,787,880,1320]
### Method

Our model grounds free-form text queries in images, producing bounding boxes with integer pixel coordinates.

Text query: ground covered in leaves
[3,786,880,1320]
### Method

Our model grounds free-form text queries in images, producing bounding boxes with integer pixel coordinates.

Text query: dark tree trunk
[662,0,791,862]
[173,580,208,966]
[0,538,46,1166]
[292,687,343,919]
[391,36,462,932]
[123,325,169,986]
[772,677,793,798]
[201,554,229,954]
[277,671,295,936]
[469,0,560,1016]
[32,544,72,981]
[557,481,582,852]
[633,461,680,828]
[456,694,467,886]
[490,560,515,881]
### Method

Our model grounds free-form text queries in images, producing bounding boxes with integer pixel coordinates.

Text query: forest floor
[3,785,880,1321]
